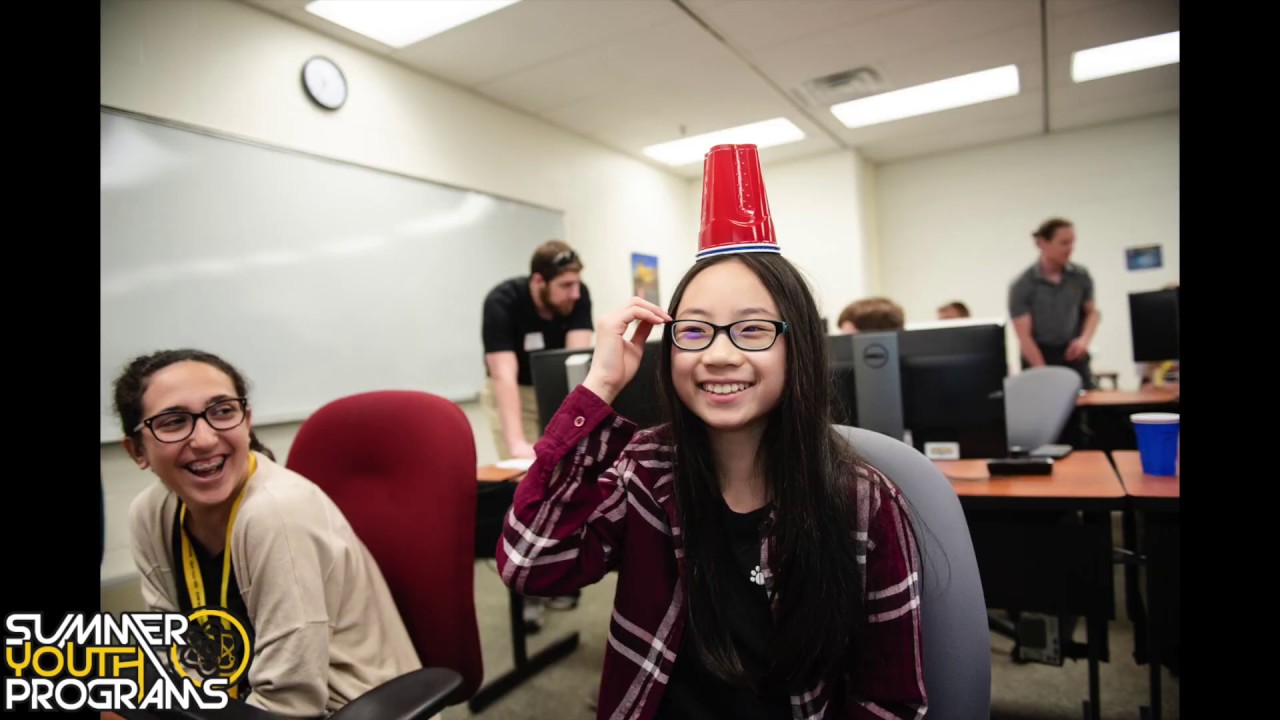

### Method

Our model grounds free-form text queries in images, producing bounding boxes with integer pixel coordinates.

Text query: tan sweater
[129,451,422,717]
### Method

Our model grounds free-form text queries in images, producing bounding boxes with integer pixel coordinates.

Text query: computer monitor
[530,342,665,433]
[1129,288,1180,362]
[898,323,1008,459]
[529,347,589,432]
[840,324,1008,459]
[827,334,859,427]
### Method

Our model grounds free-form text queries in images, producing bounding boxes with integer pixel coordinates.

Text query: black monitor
[827,334,859,427]
[837,324,1008,459]
[1129,288,1180,362]
[827,333,856,363]
[530,347,589,432]
[530,342,665,433]
[898,324,1008,459]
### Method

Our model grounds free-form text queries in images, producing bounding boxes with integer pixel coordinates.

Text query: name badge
[523,332,546,352]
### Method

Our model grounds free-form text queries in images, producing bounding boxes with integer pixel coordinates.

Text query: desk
[1076,388,1180,407]
[1071,389,1180,451]
[935,451,1124,720]
[1112,451,1180,510]
[470,468,580,713]
[941,450,1126,510]
[1112,451,1180,720]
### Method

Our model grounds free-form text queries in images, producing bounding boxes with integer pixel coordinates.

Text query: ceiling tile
[394,0,683,87]
[686,0,930,52]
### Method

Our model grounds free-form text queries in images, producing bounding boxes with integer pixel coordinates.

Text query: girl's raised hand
[581,297,672,405]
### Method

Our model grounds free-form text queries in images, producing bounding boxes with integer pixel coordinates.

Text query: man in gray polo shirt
[1009,217,1101,390]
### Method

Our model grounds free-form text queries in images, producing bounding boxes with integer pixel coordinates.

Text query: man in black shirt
[482,240,594,460]
[482,241,594,628]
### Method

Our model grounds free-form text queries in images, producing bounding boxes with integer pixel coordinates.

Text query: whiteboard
[100,108,564,443]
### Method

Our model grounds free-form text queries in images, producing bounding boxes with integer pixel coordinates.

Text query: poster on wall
[631,253,659,305]
[1125,245,1163,271]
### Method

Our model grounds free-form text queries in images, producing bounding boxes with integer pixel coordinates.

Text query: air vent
[792,66,890,108]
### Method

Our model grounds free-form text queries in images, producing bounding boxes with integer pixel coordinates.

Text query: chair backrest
[286,391,483,701]
[1003,366,1082,450]
[834,425,991,720]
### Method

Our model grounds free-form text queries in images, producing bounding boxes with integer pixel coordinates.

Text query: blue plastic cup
[1130,412,1179,476]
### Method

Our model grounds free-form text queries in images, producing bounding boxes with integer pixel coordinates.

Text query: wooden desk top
[1076,388,1179,407]
[934,450,1125,510]
[477,464,526,483]
[1111,450,1179,510]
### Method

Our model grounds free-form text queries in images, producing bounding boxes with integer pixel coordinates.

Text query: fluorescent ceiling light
[1071,31,1179,83]
[830,65,1020,129]
[304,0,521,49]
[642,118,805,166]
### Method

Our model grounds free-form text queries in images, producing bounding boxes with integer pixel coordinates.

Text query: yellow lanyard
[178,453,256,696]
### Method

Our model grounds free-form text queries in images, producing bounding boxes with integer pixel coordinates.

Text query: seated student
[499,145,926,719]
[937,300,970,320]
[837,296,905,333]
[116,349,421,717]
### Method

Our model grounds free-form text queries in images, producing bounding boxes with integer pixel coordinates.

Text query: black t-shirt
[170,508,254,697]
[656,502,791,720]
[481,276,593,386]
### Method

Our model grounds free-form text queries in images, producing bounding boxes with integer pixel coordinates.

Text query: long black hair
[657,252,863,693]
[113,348,276,461]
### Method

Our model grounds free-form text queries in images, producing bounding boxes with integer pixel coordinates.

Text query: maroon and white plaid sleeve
[499,385,645,597]
[844,466,928,720]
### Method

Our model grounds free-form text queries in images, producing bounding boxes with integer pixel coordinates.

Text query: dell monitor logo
[862,343,889,369]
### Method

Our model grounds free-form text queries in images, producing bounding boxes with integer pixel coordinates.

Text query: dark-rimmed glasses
[670,320,787,352]
[553,250,578,267]
[134,398,249,443]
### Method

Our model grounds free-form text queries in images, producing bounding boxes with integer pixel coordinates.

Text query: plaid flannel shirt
[498,385,927,720]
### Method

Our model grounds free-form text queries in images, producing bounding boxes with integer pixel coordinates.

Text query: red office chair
[287,390,484,710]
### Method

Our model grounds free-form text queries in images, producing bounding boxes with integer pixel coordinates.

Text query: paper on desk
[495,458,535,471]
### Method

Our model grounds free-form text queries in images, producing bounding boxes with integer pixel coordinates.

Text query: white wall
[685,149,881,330]
[100,0,692,590]
[877,113,1179,389]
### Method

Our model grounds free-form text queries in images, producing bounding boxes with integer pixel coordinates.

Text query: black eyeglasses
[553,250,578,267]
[134,398,249,443]
[670,320,788,352]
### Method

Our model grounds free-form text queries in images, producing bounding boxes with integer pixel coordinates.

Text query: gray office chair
[834,425,991,720]
[1003,366,1082,451]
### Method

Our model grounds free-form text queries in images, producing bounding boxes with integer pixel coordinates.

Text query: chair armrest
[140,701,281,720]
[328,667,463,720]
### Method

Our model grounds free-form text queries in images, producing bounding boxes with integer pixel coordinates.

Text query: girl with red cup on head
[498,146,926,719]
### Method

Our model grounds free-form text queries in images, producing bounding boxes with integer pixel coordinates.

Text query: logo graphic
[171,608,252,692]
[862,343,889,369]
[5,608,252,712]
